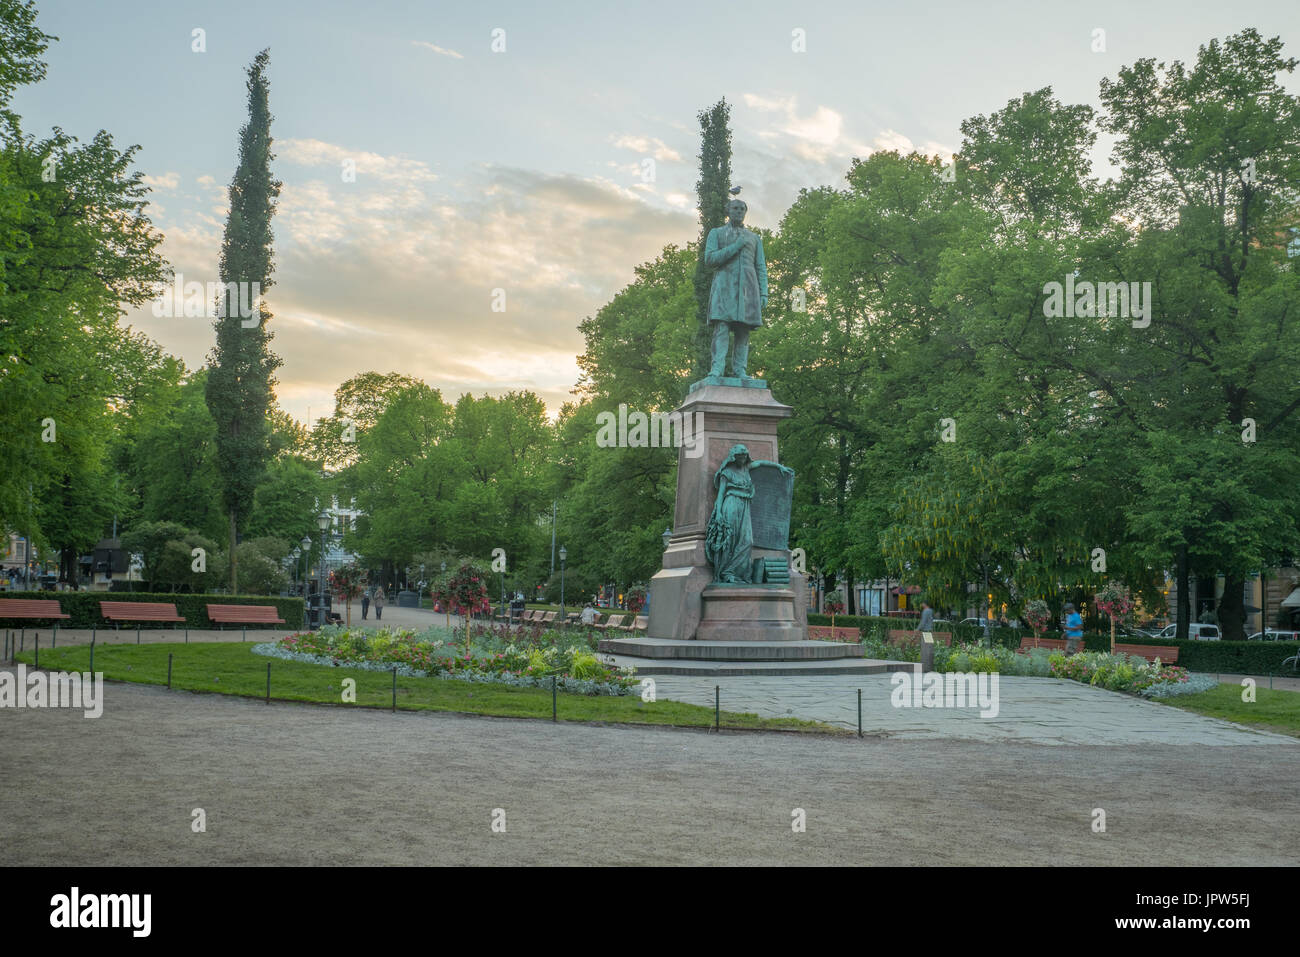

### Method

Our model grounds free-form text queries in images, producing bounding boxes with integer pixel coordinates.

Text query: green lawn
[14,642,838,734]
[1154,683,1300,737]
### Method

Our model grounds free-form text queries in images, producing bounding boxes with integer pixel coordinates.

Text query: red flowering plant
[433,562,491,649]
[1094,580,1135,654]
[825,590,846,639]
[626,586,647,615]
[329,563,366,627]
[1022,599,1052,647]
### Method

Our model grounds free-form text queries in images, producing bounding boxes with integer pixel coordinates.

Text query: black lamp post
[299,536,311,597]
[662,527,672,550]
[316,511,330,620]
[441,561,448,630]
[559,545,567,626]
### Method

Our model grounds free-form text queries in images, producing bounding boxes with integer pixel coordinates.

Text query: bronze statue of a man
[704,198,768,379]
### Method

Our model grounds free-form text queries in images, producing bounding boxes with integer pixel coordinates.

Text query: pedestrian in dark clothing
[361,587,370,620]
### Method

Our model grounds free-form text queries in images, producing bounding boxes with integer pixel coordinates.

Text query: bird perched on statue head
[729,185,742,196]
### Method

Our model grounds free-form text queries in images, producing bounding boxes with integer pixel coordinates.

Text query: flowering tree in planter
[1023,599,1052,648]
[825,590,845,639]
[1094,580,1135,654]
[435,563,490,648]
[329,563,365,627]
[626,586,647,615]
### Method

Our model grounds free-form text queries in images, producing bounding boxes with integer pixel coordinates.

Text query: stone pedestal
[646,381,807,642]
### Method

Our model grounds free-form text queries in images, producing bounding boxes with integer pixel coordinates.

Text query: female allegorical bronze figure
[705,444,794,583]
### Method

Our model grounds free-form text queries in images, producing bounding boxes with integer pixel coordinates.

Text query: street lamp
[441,561,448,631]
[662,527,672,550]
[316,512,330,619]
[559,545,567,626]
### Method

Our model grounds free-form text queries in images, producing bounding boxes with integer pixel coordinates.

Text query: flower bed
[255,626,637,696]
[1047,650,1190,694]
[920,640,1203,695]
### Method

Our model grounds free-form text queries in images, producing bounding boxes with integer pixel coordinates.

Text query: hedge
[0,591,305,629]
[805,612,1299,673]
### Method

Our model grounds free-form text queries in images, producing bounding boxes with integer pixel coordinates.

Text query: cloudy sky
[14,0,1300,424]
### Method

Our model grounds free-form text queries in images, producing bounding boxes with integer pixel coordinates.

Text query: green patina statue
[704,197,768,378]
[706,444,794,583]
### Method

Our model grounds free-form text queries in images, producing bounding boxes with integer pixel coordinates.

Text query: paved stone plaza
[653,673,1295,746]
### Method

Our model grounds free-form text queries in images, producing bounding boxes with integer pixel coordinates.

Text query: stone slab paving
[652,672,1296,745]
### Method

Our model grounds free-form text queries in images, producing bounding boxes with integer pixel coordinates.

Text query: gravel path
[2,674,1296,866]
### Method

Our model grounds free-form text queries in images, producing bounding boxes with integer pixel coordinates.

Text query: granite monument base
[646,380,808,642]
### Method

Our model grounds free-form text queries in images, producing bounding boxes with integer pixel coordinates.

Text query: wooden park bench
[594,614,627,631]
[100,601,186,644]
[206,603,287,641]
[0,598,70,647]
[628,615,648,633]
[888,628,954,646]
[808,625,860,642]
[1017,636,1071,654]
[1114,642,1179,664]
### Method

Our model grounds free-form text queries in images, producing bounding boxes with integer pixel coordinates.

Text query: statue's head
[726,198,747,226]
[714,444,751,488]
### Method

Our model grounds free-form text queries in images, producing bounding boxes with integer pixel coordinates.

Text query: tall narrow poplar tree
[691,98,732,382]
[206,50,283,591]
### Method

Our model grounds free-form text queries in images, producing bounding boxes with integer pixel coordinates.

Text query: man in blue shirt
[1063,602,1084,653]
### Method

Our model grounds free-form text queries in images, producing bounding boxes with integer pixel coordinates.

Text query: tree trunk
[1175,544,1190,641]
[59,545,79,589]
[1218,571,1246,641]
[229,508,238,593]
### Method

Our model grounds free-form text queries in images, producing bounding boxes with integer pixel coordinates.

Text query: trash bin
[397,590,419,608]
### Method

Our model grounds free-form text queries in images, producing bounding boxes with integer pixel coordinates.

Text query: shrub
[0,590,304,629]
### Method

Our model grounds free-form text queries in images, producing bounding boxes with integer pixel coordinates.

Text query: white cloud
[277,138,438,185]
[143,172,180,190]
[611,134,681,162]
[131,161,694,420]
[742,93,796,113]
[412,41,464,59]
[871,130,912,154]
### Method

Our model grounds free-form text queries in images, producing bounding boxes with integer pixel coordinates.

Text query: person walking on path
[373,586,386,621]
[361,586,371,620]
[915,601,935,638]
[1063,602,1084,654]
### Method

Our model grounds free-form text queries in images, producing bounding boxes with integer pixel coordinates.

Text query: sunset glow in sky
[15,0,1300,423]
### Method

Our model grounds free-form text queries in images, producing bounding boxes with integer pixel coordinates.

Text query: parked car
[1246,630,1300,642]
[1150,623,1220,641]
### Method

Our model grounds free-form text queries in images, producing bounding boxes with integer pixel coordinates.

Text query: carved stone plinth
[646,382,807,641]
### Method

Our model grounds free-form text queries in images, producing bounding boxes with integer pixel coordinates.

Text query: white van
[1151,623,1220,641]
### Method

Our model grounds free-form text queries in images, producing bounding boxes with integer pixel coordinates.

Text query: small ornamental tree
[1094,580,1135,654]
[442,562,490,647]
[330,562,365,627]
[825,590,845,638]
[626,586,647,615]
[1023,599,1052,648]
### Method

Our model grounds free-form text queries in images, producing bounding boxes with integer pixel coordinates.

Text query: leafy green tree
[1095,29,1300,637]
[120,520,190,587]
[691,98,732,381]
[126,372,225,539]
[205,49,283,592]
[0,1,166,572]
